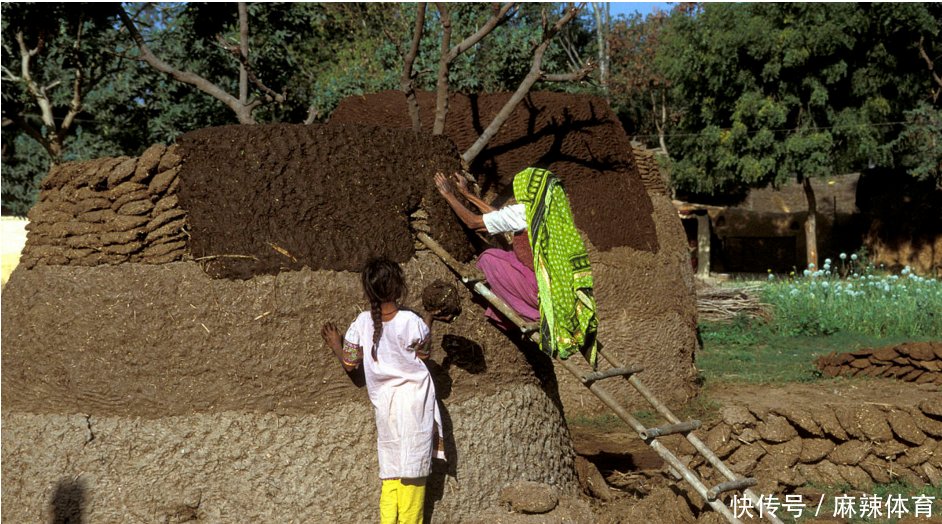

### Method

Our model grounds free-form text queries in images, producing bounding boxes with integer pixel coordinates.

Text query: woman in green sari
[435,167,598,367]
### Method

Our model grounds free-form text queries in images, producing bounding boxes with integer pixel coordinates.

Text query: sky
[608,2,674,18]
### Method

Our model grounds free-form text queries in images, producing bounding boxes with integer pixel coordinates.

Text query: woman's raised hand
[434,172,455,197]
[451,172,470,194]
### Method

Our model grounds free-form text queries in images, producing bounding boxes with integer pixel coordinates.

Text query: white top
[343,309,444,479]
[482,204,527,234]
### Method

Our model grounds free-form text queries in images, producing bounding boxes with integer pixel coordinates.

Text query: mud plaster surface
[177,123,475,279]
[1,385,574,524]
[330,90,658,253]
[2,253,553,417]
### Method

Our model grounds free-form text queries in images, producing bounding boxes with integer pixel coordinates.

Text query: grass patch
[697,315,924,384]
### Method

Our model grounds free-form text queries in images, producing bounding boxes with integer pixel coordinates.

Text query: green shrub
[763,254,942,338]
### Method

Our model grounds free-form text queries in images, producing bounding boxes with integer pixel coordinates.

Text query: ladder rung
[707,478,758,501]
[640,420,701,439]
[581,366,644,385]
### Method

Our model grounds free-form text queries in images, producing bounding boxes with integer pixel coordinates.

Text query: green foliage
[763,256,942,338]
[658,3,942,196]
[1,2,143,214]
[697,316,918,384]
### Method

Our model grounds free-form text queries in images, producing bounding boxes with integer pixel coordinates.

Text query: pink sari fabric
[476,248,539,327]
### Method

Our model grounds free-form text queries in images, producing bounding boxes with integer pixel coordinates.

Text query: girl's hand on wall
[321,322,342,352]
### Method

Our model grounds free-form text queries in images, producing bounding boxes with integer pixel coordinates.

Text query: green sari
[513,167,598,367]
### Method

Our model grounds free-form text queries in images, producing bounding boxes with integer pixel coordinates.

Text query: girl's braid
[369,300,383,362]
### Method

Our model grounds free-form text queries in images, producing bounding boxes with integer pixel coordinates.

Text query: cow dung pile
[688,398,942,495]
[20,144,185,267]
[331,90,700,414]
[177,123,474,279]
[815,341,942,385]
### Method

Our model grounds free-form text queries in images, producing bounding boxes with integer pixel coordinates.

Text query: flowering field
[764,254,942,339]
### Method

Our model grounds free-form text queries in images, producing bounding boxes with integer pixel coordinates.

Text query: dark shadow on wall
[422,334,489,521]
[50,477,87,524]
[423,400,457,523]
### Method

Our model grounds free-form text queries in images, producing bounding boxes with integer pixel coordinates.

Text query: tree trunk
[432,4,452,135]
[401,3,427,132]
[592,3,610,94]
[801,176,818,270]
[238,2,249,106]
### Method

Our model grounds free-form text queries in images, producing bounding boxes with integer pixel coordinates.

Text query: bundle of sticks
[696,283,770,322]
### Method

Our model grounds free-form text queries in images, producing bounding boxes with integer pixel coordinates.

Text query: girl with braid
[321,257,445,524]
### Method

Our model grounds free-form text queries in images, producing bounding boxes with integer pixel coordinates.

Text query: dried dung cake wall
[2,125,580,522]
[689,398,942,496]
[177,124,475,279]
[20,144,185,267]
[331,91,700,413]
[816,342,942,385]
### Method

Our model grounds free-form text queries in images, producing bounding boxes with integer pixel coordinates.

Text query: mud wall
[690,397,942,496]
[330,91,700,413]
[2,254,576,522]
[816,342,942,385]
[3,123,582,521]
[20,144,185,268]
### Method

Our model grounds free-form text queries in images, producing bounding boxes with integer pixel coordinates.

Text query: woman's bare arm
[435,172,486,232]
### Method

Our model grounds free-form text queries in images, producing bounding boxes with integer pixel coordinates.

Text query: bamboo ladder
[416,232,783,524]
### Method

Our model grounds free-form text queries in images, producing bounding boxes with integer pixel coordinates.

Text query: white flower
[768,274,774,281]
[840,253,847,260]
[825,258,832,266]
[851,254,858,261]
[803,269,811,277]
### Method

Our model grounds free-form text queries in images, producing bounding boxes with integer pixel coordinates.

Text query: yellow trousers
[380,478,426,524]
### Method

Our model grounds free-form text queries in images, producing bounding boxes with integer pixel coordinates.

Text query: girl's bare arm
[321,322,359,371]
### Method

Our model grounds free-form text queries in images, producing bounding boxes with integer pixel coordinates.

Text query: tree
[1,3,142,214]
[659,3,942,268]
[609,6,685,156]
[118,3,284,125]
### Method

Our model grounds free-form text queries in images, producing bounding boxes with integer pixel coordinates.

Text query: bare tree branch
[303,106,320,125]
[12,30,62,158]
[445,2,515,62]
[2,65,21,82]
[918,36,942,103]
[433,3,516,135]
[462,4,584,166]
[118,5,257,124]
[402,3,427,132]
[57,14,87,144]
[541,61,595,82]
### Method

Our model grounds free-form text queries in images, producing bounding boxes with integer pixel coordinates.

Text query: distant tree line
[3,2,939,249]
